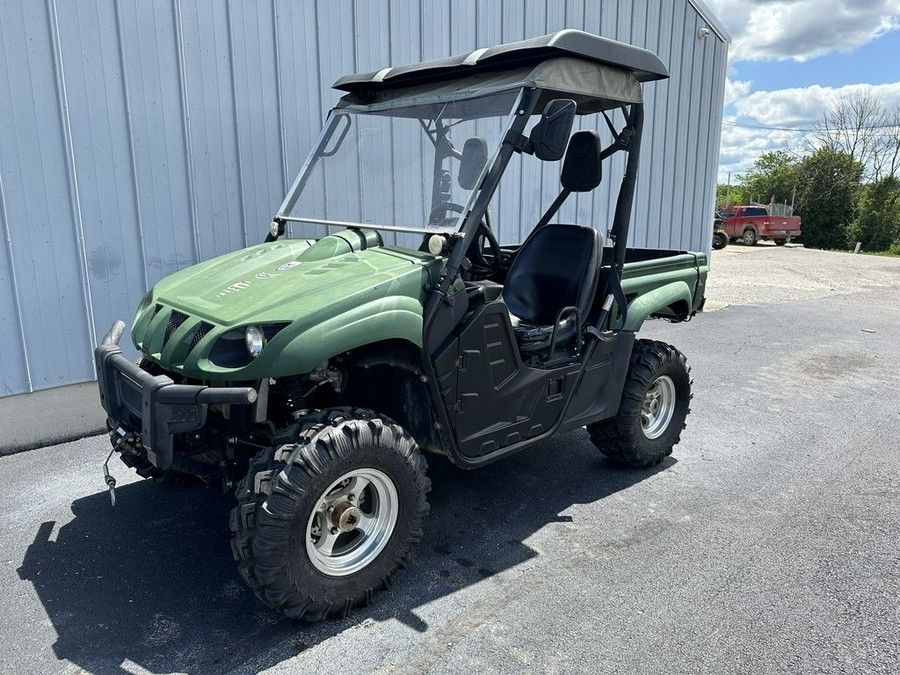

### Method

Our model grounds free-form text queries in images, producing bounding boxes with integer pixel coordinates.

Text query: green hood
[132,231,444,380]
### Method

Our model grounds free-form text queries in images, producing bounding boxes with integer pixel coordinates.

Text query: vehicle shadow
[18,433,673,674]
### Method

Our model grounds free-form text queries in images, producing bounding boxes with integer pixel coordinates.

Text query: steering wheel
[428,202,502,279]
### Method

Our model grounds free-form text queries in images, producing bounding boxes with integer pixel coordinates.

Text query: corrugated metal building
[0,0,728,397]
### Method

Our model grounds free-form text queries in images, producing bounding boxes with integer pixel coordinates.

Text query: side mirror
[529,99,577,161]
[458,137,488,190]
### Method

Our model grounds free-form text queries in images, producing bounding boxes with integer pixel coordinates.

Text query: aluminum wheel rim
[305,468,399,577]
[641,375,676,440]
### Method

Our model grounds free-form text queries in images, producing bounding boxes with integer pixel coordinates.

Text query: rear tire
[712,232,728,250]
[230,408,430,621]
[774,238,787,246]
[742,229,758,246]
[587,340,691,468]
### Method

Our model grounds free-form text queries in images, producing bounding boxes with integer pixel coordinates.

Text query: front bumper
[95,321,257,470]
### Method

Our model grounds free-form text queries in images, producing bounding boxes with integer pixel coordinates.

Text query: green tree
[716,182,747,209]
[738,151,800,206]
[794,148,864,249]
[849,176,900,252]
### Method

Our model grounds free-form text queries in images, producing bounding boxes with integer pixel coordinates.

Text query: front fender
[623,281,694,332]
[268,296,424,375]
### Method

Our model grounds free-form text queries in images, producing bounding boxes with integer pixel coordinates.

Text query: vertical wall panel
[0,0,727,396]
[0,171,31,395]
[0,0,95,390]
[275,0,325,239]
[180,0,247,259]
[55,0,147,352]
[227,0,284,243]
[495,0,527,243]
[118,0,196,281]
[643,0,674,249]
[389,0,425,247]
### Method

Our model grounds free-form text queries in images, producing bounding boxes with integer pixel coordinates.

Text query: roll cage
[267,30,670,467]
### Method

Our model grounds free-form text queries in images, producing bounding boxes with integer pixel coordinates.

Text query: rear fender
[623,281,693,332]
[268,296,423,376]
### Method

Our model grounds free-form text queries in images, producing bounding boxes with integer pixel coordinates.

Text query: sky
[705,0,900,183]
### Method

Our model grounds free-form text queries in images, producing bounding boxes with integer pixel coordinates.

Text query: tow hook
[102,426,134,507]
[102,448,117,507]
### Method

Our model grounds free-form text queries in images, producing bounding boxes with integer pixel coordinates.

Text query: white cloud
[724,78,753,106]
[717,119,800,182]
[717,81,900,181]
[735,81,900,126]
[705,0,900,62]
[707,1,900,181]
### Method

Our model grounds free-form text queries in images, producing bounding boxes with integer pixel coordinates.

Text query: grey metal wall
[0,0,728,397]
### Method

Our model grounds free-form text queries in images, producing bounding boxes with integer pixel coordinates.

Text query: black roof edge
[333,29,669,93]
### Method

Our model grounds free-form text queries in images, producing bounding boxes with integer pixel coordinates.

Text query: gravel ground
[706,242,900,307]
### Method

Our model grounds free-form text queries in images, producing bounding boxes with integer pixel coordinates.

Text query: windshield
[278,91,519,238]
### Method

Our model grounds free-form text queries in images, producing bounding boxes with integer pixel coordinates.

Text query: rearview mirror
[530,99,577,161]
[458,137,488,190]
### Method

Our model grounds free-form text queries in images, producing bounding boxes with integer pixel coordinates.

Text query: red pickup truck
[719,206,802,246]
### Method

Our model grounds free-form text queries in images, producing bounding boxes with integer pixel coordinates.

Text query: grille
[163,311,188,346]
[189,322,213,352]
[119,376,142,415]
[150,303,163,322]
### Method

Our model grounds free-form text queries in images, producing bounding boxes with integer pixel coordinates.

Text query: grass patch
[860,249,900,258]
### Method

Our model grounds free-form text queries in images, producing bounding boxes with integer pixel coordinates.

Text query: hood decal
[216,280,252,298]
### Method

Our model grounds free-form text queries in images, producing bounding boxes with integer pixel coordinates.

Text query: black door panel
[452,301,580,458]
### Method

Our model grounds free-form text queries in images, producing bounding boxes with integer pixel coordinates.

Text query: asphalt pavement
[0,382,104,456]
[1,245,899,674]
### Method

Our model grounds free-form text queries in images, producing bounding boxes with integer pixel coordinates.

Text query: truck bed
[607,247,708,326]
[496,244,708,325]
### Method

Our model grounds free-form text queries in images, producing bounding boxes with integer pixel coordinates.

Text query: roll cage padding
[560,130,602,191]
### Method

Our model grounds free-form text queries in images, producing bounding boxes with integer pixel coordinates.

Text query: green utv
[95,30,707,620]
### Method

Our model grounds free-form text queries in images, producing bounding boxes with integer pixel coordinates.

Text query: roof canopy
[332,30,668,115]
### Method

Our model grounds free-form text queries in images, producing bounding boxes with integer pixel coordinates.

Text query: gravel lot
[706,242,900,306]
[1,244,899,674]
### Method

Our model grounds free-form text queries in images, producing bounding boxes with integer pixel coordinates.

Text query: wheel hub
[332,502,362,532]
[641,375,677,440]
[305,467,399,577]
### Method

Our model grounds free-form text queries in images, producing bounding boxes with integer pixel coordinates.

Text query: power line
[723,119,900,133]
[723,120,813,132]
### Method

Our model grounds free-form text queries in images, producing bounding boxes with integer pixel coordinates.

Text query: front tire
[774,238,787,246]
[230,408,430,620]
[712,232,728,250]
[587,340,691,468]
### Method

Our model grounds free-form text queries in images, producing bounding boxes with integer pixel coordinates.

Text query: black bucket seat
[501,130,604,356]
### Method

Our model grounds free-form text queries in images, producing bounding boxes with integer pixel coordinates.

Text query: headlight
[209,323,288,368]
[245,325,265,359]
